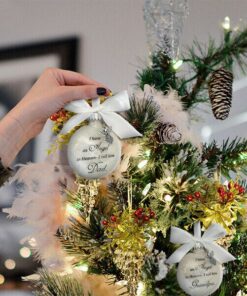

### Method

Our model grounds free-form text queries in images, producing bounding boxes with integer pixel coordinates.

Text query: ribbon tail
[166,242,195,264]
[203,241,236,264]
[60,113,91,134]
[100,112,142,139]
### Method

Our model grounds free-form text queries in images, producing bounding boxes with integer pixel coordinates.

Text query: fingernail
[97,87,107,96]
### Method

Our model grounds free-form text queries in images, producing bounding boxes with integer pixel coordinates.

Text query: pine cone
[155,123,182,144]
[208,68,233,120]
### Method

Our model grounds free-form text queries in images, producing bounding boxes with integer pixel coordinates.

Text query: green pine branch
[216,232,247,295]
[57,210,105,264]
[138,28,247,109]
[202,137,247,178]
[137,51,177,94]
[125,94,160,135]
[33,269,92,296]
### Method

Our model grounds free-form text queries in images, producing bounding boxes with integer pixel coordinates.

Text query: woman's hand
[0,68,111,167]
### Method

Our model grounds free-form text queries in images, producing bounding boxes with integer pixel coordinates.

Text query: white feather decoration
[3,156,75,269]
[134,84,202,149]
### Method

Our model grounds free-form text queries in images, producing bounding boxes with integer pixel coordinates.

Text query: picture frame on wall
[0,37,79,164]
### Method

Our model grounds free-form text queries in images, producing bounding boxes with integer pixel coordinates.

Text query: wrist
[0,109,31,167]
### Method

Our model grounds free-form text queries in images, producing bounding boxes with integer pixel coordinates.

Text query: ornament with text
[166,222,235,296]
[62,91,142,179]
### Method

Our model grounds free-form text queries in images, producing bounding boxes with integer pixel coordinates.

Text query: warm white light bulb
[0,274,5,285]
[20,247,31,258]
[142,183,151,196]
[164,194,172,202]
[28,237,37,247]
[66,204,79,217]
[222,16,231,30]
[4,259,16,270]
[172,59,183,70]
[201,126,212,141]
[75,264,89,272]
[145,149,151,157]
[138,159,148,169]
[137,281,145,296]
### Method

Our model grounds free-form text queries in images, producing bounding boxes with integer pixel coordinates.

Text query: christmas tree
[4,6,247,296]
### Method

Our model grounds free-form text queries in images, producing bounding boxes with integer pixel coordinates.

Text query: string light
[201,126,212,141]
[138,159,148,169]
[142,183,151,196]
[66,204,79,217]
[137,281,145,296]
[0,274,5,285]
[75,264,89,272]
[145,149,151,157]
[28,237,37,247]
[222,16,231,30]
[172,59,183,70]
[4,259,16,270]
[164,194,172,202]
[20,247,32,258]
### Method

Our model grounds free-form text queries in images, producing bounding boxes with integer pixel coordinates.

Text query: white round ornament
[67,120,121,179]
[177,248,223,296]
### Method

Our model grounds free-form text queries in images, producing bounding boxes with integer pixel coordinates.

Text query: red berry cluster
[50,109,68,121]
[218,182,245,203]
[102,209,156,228]
[186,191,201,202]
[102,215,117,227]
[133,208,155,225]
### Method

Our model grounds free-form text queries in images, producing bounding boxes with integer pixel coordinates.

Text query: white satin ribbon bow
[61,90,142,139]
[166,222,235,264]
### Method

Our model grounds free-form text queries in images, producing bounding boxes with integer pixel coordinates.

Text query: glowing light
[142,183,151,196]
[0,274,5,285]
[222,16,231,30]
[223,180,229,186]
[20,247,31,258]
[4,259,16,270]
[66,204,79,217]
[201,126,212,140]
[75,264,89,272]
[164,194,172,202]
[28,238,37,247]
[138,159,148,169]
[137,281,145,296]
[145,149,151,157]
[172,59,183,70]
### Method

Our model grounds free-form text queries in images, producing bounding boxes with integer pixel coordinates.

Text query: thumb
[58,85,110,103]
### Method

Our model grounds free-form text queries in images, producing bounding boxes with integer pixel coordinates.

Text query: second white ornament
[177,248,223,296]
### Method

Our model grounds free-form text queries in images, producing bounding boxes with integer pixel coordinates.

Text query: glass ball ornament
[177,248,223,296]
[67,120,121,179]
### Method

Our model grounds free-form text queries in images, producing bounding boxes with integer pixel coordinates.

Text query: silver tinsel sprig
[143,0,189,59]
